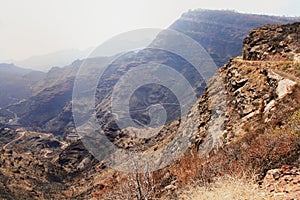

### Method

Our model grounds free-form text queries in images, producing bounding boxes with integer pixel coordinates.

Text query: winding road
[3,131,25,149]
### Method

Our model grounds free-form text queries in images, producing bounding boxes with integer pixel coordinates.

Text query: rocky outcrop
[243,22,300,61]
[188,22,300,153]
[189,57,299,149]
[262,165,300,199]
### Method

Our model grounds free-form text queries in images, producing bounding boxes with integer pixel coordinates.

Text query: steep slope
[172,23,300,164]
[4,10,299,136]
[92,22,300,199]
[168,22,300,199]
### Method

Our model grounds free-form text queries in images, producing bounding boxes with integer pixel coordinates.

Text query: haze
[0,0,299,62]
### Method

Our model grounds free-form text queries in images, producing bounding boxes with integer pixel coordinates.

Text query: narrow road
[3,131,25,149]
[271,69,300,83]
[234,57,300,82]
[6,108,18,119]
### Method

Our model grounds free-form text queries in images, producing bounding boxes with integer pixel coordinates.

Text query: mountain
[170,9,300,66]
[0,22,299,199]
[2,60,84,134]
[15,48,93,72]
[67,21,300,199]
[2,10,299,137]
[0,63,45,109]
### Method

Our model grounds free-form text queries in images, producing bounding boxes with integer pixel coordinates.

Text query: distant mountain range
[14,48,93,72]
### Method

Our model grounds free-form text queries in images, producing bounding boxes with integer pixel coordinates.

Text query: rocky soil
[262,166,300,199]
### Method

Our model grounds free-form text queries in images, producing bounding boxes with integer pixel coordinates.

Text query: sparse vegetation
[101,171,159,200]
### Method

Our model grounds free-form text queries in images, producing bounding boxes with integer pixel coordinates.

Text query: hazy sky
[0,0,299,61]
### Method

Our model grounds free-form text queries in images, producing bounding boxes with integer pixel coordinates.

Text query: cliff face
[170,10,300,66]
[191,57,299,147]
[190,23,300,150]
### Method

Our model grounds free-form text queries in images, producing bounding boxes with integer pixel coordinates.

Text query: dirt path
[271,69,300,83]
[3,132,25,149]
[234,57,300,82]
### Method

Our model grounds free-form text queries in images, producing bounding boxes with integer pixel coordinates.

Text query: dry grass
[234,57,300,82]
[179,175,267,200]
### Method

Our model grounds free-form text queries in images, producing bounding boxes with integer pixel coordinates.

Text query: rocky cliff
[243,22,300,61]
[171,9,300,66]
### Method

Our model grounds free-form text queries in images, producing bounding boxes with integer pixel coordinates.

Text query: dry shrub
[91,174,119,199]
[99,169,165,200]
[169,110,300,192]
[233,131,299,177]
[169,150,203,185]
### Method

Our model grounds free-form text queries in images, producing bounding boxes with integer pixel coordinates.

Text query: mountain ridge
[2,10,299,136]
